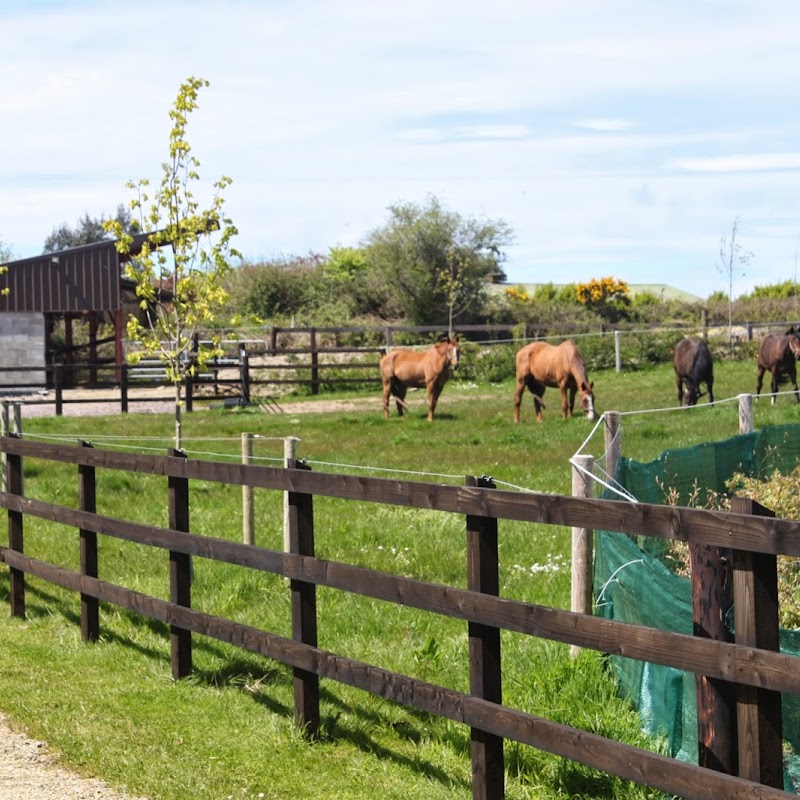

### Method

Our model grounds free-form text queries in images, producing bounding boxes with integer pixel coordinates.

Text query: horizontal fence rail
[0,437,797,799]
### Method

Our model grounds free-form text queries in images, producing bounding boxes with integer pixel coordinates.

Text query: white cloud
[2,0,800,299]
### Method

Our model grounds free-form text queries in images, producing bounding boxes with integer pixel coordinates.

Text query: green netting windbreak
[593,424,800,793]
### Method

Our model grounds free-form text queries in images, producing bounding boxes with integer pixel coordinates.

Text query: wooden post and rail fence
[0,436,796,799]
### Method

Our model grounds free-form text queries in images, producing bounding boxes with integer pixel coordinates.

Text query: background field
[1,357,799,800]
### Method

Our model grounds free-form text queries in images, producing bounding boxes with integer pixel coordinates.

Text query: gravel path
[0,713,147,800]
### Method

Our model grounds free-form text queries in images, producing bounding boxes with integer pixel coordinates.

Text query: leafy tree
[718,217,753,353]
[0,237,12,263]
[43,205,140,252]
[104,76,239,449]
[363,196,513,326]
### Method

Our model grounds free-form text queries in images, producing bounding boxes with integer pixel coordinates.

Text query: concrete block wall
[0,313,46,387]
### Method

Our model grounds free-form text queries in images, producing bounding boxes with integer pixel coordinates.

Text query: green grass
[1,358,799,799]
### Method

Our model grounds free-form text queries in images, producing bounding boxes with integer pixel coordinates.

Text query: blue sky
[3,0,800,299]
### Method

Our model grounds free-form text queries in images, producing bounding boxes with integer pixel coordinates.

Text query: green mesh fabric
[594,424,800,793]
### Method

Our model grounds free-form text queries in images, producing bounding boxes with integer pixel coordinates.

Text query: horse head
[788,326,800,359]
[683,384,702,406]
[445,337,459,370]
[579,381,596,421]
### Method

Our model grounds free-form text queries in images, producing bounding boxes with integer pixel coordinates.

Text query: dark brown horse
[380,338,459,421]
[513,340,596,423]
[673,337,714,406]
[756,326,800,404]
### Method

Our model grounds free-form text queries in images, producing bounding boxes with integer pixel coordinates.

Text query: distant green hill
[491,282,704,304]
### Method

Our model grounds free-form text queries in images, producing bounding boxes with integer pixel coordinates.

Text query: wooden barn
[0,237,152,388]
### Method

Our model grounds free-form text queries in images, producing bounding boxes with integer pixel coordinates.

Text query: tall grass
[1,357,799,799]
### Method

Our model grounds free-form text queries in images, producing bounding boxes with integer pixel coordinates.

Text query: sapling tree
[105,77,239,450]
[718,217,753,354]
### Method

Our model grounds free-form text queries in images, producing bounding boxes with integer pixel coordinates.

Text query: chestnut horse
[514,339,596,423]
[756,326,800,404]
[380,338,459,421]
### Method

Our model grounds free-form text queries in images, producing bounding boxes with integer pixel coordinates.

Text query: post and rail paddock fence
[1,436,798,799]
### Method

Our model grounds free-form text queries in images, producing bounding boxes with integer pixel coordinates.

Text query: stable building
[0,237,148,389]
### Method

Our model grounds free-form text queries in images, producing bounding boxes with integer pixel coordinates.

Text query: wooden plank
[1,550,792,800]
[79,441,99,642]
[731,497,783,789]
[466,475,503,800]
[2,492,800,695]
[2,439,798,558]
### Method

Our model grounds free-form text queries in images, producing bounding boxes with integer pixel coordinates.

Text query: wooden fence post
[571,455,594,657]
[120,363,129,414]
[7,435,24,618]
[283,437,299,555]
[739,394,754,435]
[603,411,621,485]
[690,537,736,776]
[54,363,63,416]
[614,330,622,372]
[168,448,192,680]
[466,475,503,800]
[242,433,254,546]
[287,459,319,738]
[240,346,251,405]
[310,327,319,396]
[731,497,783,789]
[79,440,99,642]
[1,402,8,493]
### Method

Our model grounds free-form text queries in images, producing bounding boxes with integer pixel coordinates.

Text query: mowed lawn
[1,356,799,800]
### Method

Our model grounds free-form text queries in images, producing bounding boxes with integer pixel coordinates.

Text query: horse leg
[560,386,570,418]
[513,378,526,423]
[756,365,765,400]
[427,383,440,422]
[533,381,546,423]
[791,367,800,403]
[677,376,684,405]
[394,382,408,417]
[567,386,577,417]
[382,379,392,418]
[771,371,779,405]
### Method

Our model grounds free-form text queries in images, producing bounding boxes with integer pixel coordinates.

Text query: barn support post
[88,312,98,384]
[690,537,737,776]
[739,394,754,435]
[465,475,504,800]
[6,435,25,618]
[78,440,99,642]
[113,309,124,384]
[0,402,7,493]
[730,497,783,789]
[570,454,594,657]
[287,458,320,738]
[614,330,622,372]
[168,448,192,680]
[242,433,254,546]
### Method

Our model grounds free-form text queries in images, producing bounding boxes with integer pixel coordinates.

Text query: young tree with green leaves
[104,76,239,450]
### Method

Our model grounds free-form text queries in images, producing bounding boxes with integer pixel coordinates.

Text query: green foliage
[104,76,239,447]
[43,205,140,253]
[363,195,513,326]
[750,280,800,299]
[0,236,13,263]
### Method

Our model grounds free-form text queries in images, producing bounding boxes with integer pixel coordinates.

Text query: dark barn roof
[0,240,122,314]
[0,237,151,315]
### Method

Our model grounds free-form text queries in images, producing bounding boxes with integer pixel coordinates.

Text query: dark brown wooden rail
[0,437,795,799]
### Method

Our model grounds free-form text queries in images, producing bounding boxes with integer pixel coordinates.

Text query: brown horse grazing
[756,326,800,404]
[380,338,459,421]
[514,340,596,423]
[673,337,714,406]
